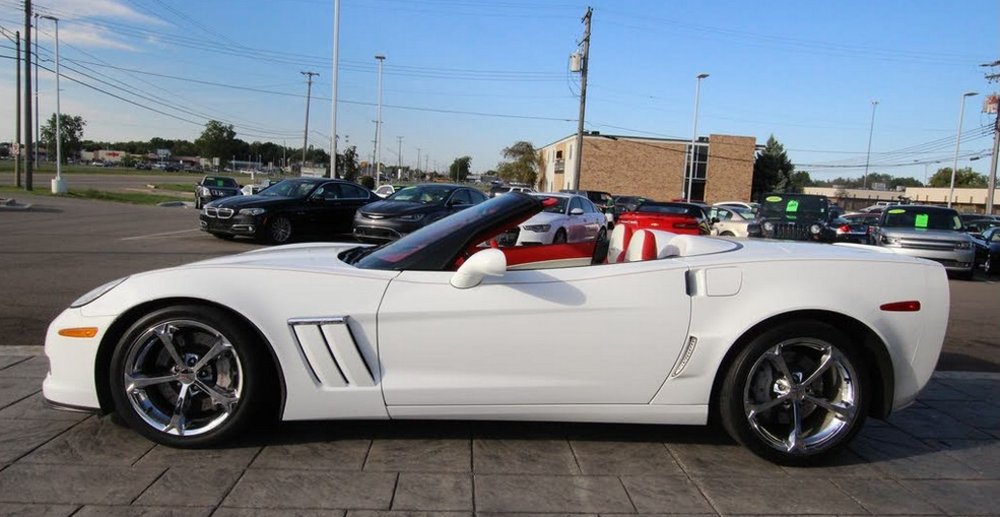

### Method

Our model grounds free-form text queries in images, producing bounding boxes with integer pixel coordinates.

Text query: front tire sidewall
[268,216,293,244]
[719,321,869,465]
[108,305,274,448]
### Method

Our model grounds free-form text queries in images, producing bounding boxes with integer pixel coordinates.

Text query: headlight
[810,224,821,235]
[523,224,551,232]
[955,241,972,249]
[240,208,266,216]
[70,277,128,308]
[762,222,775,232]
[398,213,425,221]
[197,186,208,195]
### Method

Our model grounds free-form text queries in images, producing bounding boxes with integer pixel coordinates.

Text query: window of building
[683,143,708,202]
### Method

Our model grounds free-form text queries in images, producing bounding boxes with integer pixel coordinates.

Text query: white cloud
[56,24,139,51]
[40,0,170,27]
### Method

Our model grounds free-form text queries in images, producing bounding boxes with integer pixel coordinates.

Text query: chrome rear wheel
[720,321,869,465]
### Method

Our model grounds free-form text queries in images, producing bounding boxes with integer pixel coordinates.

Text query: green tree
[928,167,987,188]
[750,135,795,198]
[40,113,86,163]
[195,120,238,165]
[496,141,539,185]
[449,156,472,182]
[340,146,361,181]
[787,171,813,192]
[752,135,795,196]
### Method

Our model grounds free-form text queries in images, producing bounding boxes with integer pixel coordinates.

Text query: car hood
[359,199,437,216]
[879,228,971,242]
[519,211,565,226]
[209,195,300,209]
[186,242,370,272]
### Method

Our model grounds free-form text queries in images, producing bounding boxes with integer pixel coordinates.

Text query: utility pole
[570,7,592,191]
[23,0,32,191]
[330,0,340,178]
[985,61,1000,215]
[1,28,21,186]
[863,100,878,190]
[374,54,386,186]
[416,147,422,177]
[33,13,38,169]
[396,136,403,179]
[301,71,318,167]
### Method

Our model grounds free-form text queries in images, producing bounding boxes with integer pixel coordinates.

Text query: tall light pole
[862,100,878,190]
[300,71,319,168]
[949,91,978,208]
[33,12,38,169]
[374,54,385,186]
[685,73,709,202]
[40,15,65,194]
[396,136,403,179]
[330,0,340,177]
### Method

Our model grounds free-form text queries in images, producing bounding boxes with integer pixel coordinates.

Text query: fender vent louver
[288,316,375,388]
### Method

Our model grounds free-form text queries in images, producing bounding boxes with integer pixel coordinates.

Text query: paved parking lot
[0,348,998,515]
[1,192,999,515]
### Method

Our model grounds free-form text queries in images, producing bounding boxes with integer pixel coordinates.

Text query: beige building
[538,133,756,204]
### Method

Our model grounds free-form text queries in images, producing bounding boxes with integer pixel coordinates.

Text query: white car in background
[514,193,608,245]
[710,204,755,238]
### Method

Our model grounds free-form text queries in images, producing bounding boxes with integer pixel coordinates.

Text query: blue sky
[0,0,996,181]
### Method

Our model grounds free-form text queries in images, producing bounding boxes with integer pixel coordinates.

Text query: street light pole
[949,92,978,208]
[374,54,385,186]
[863,100,878,190]
[300,71,319,168]
[685,73,708,202]
[330,0,340,177]
[40,15,65,194]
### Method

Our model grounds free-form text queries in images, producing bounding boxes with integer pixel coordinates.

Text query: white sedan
[514,193,608,245]
[43,192,947,465]
[710,205,755,238]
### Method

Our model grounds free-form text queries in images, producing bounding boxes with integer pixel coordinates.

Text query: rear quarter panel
[651,251,948,414]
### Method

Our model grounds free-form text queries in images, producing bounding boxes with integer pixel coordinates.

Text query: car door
[567,196,587,241]
[332,183,375,234]
[377,260,692,406]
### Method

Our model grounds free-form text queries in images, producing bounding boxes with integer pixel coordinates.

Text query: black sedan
[353,183,488,242]
[972,226,1000,277]
[200,178,377,243]
[195,176,242,209]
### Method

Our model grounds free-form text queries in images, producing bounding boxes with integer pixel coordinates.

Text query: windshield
[638,203,700,218]
[259,179,319,198]
[882,207,962,231]
[203,177,237,188]
[535,195,569,214]
[760,194,829,218]
[389,185,456,204]
[353,192,540,271]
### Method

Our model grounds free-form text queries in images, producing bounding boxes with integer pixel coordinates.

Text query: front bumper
[199,213,261,237]
[353,215,425,242]
[881,246,975,272]
[42,307,113,411]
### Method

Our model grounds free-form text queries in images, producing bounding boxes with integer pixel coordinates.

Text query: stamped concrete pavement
[1,347,998,516]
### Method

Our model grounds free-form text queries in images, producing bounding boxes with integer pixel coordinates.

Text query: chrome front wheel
[110,305,274,447]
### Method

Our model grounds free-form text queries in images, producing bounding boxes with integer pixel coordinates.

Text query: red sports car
[617,201,711,235]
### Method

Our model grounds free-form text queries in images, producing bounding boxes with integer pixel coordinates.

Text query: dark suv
[195,176,241,209]
[748,193,839,242]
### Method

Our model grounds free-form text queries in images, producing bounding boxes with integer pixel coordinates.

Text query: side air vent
[288,316,375,388]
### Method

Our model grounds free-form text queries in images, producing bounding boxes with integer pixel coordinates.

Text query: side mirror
[570,208,584,215]
[451,248,507,289]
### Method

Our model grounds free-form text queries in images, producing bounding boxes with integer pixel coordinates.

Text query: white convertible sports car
[43,192,948,465]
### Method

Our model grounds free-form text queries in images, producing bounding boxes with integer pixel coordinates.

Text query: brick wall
[579,136,688,200]
[703,134,756,204]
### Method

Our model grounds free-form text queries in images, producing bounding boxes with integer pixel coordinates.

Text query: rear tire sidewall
[718,320,869,465]
[108,305,274,448]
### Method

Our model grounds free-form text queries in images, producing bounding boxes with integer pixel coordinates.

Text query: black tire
[720,231,735,237]
[984,255,994,277]
[596,227,607,242]
[719,321,869,465]
[553,229,567,244]
[267,216,293,244]
[108,305,276,447]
